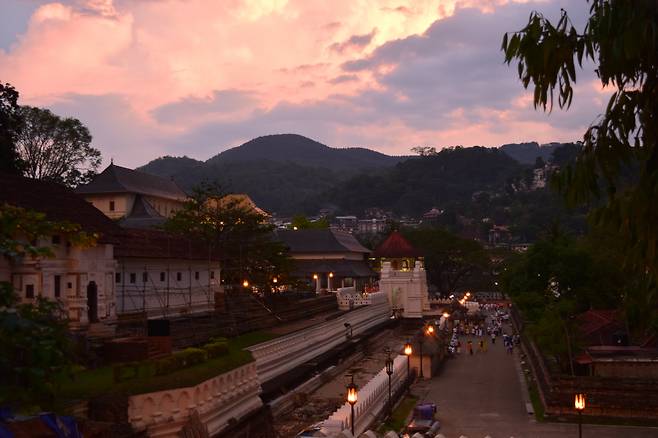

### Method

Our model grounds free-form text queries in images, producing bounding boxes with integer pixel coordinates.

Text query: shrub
[203,341,229,359]
[154,356,178,376]
[113,362,140,383]
[175,348,208,368]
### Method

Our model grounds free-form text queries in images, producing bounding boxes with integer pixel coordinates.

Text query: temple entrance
[87,281,98,323]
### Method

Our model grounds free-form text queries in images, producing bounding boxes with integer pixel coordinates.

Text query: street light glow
[574,393,586,411]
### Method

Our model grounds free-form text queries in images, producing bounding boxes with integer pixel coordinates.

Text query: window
[25,284,35,299]
[195,271,199,280]
[52,235,61,245]
[160,272,166,282]
[176,272,182,281]
[109,200,115,211]
[67,282,73,289]
[129,273,136,284]
[142,272,148,283]
[115,273,121,283]
[54,275,61,298]
[210,271,215,280]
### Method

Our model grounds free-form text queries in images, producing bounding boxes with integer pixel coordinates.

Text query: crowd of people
[447,305,520,356]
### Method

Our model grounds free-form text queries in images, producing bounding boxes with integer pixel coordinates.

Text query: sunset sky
[1,0,604,167]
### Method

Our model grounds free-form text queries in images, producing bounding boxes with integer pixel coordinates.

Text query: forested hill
[138,134,577,217]
[137,134,406,214]
[318,146,523,216]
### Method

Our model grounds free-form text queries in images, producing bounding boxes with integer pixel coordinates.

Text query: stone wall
[127,362,262,437]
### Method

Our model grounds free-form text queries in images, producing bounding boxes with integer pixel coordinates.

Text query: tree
[0,204,96,411]
[16,106,101,187]
[411,146,437,156]
[290,214,329,229]
[164,183,293,292]
[0,82,24,173]
[403,227,490,297]
[502,0,658,284]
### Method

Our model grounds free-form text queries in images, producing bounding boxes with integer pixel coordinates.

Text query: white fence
[127,362,262,437]
[322,355,408,436]
[247,292,390,384]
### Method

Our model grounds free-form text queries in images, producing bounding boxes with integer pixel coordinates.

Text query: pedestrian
[491,332,496,344]
[467,340,473,355]
[457,340,461,354]
[483,339,488,352]
[478,339,484,353]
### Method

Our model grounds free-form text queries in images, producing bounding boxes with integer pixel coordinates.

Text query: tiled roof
[276,229,370,254]
[75,164,187,201]
[0,173,121,243]
[113,228,220,260]
[118,194,167,229]
[577,309,621,336]
[372,231,421,258]
[290,259,376,278]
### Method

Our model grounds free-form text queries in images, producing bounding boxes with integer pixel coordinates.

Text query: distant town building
[488,224,512,246]
[358,218,387,235]
[422,207,442,222]
[333,215,358,233]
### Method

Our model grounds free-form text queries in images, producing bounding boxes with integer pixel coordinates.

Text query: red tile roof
[577,309,621,336]
[372,231,422,258]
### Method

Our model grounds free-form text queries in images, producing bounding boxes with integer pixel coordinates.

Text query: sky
[0,0,606,167]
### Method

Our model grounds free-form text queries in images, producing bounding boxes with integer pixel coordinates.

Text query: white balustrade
[247,293,390,384]
[321,355,409,437]
[127,362,262,437]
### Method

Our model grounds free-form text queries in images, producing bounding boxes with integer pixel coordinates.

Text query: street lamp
[385,348,393,416]
[404,340,412,385]
[242,279,249,288]
[419,323,435,378]
[575,393,586,438]
[346,375,358,436]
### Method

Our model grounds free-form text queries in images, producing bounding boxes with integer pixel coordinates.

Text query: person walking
[491,332,496,344]
[467,340,473,355]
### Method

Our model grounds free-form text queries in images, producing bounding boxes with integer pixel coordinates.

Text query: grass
[378,395,418,433]
[56,331,278,403]
[527,381,545,421]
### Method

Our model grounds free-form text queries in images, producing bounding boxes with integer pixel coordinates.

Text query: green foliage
[0,81,24,174]
[164,182,294,290]
[112,362,141,383]
[403,227,490,297]
[16,106,102,188]
[0,204,97,410]
[502,0,658,289]
[290,215,329,229]
[203,340,229,359]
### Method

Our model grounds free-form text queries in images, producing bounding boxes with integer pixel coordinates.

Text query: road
[419,323,658,438]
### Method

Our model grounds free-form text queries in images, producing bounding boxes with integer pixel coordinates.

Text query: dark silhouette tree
[16,106,101,187]
[0,82,24,174]
[502,0,658,283]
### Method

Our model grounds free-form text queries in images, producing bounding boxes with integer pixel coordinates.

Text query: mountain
[206,134,403,170]
[322,146,524,216]
[138,134,406,214]
[500,142,562,165]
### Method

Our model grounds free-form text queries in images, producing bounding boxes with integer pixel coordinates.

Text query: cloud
[329,29,377,53]
[1,0,603,166]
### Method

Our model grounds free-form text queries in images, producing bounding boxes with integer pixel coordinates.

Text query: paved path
[419,326,658,438]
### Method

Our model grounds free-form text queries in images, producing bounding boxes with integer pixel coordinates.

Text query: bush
[154,356,178,376]
[113,362,140,383]
[175,348,208,368]
[203,341,229,359]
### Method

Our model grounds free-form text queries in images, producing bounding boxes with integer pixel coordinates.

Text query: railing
[321,355,408,436]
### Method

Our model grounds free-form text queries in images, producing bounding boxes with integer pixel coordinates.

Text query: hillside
[138,134,405,214]
[322,146,524,216]
[499,142,561,165]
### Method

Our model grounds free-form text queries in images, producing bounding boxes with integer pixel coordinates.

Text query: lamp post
[346,375,358,436]
[419,324,434,379]
[242,279,249,288]
[404,340,412,385]
[385,347,393,416]
[574,393,586,438]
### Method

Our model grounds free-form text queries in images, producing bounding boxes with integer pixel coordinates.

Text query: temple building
[0,173,220,332]
[276,228,376,293]
[372,231,429,318]
[75,163,187,229]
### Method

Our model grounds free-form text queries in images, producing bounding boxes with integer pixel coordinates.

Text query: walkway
[419,325,658,437]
